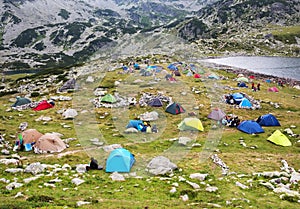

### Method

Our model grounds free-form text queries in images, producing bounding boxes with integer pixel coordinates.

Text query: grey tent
[207,108,226,121]
[59,78,76,92]
[12,97,31,107]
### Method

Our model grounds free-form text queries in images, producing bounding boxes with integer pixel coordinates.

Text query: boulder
[124,128,139,133]
[24,162,45,175]
[71,178,85,186]
[146,156,177,175]
[6,182,23,190]
[110,172,125,181]
[178,137,192,146]
[189,173,208,181]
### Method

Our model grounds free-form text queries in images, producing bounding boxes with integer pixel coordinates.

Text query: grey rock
[290,172,300,183]
[124,128,138,133]
[24,162,45,175]
[206,186,218,192]
[6,182,23,190]
[190,173,208,181]
[110,172,125,181]
[5,168,23,173]
[77,201,91,207]
[236,181,249,189]
[186,180,200,189]
[1,149,10,155]
[178,137,192,146]
[76,164,88,173]
[146,156,177,175]
[23,176,42,184]
[260,182,275,190]
[71,178,85,186]
[170,187,177,193]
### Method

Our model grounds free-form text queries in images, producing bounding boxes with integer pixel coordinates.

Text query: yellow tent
[178,118,204,131]
[267,130,292,146]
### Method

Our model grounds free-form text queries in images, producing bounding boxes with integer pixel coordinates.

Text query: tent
[165,74,173,80]
[237,77,249,83]
[33,100,55,111]
[232,93,244,101]
[208,108,226,121]
[178,118,204,131]
[237,120,264,134]
[238,82,247,88]
[208,73,219,79]
[22,129,43,144]
[165,102,185,115]
[126,120,144,131]
[194,74,201,78]
[148,97,163,107]
[257,114,280,126]
[168,64,178,71]
[12,97,31,107]
[101,94,117,103]
[174,71,181,76]
[267,130,291,146]
[34,133,66,153]
[186,71,193,77]
[59,78,76,92]
[239,98,252,108]
[105,148,135,172]
[268,87,279,92]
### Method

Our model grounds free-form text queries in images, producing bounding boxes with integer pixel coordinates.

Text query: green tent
[178,118,204,131]
[267,130,291,146]
[101,94,117,103]
[237,77,249,83]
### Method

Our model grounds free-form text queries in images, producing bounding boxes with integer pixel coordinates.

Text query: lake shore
[202,61,300,86]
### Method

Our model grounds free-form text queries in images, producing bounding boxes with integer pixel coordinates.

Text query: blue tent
[168,64,178,71]
[232,93,244,100]
[106,148,135,172]
[257,114,280,126]
[126,120,144,130]
[238,82,247,88]
[239,98,252,108]
[237,120,264,134]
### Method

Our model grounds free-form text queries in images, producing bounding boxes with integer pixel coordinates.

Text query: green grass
[0,58,299,208]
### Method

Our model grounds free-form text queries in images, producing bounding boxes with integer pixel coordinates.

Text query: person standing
[257,83,261,91]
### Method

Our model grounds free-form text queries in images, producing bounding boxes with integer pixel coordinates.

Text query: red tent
[194,74,201,78]
[249,75,255,79]
[33,100,54,111]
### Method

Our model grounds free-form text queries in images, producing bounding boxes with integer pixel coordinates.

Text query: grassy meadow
[0,58,299,209]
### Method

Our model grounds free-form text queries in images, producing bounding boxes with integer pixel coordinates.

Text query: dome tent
[237,120,264,134]
[34,133,66,153]
[101,94,117,103]
[106,148,135,172]
[178,118,204,131]
[12,97,31,107]
[257,114,280,126]
[267,130,291,146]
[208,108,226,121]
[165,102,185,115]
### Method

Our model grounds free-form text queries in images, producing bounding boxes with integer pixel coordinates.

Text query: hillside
[0,54,299,208]
[1,0,299,71]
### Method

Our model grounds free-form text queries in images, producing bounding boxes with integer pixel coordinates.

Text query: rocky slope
[0,0,299,71]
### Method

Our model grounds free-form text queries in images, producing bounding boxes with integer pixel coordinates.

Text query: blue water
[202,56,300,81]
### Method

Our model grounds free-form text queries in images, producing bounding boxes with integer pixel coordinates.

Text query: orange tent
[34,133,66,153]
